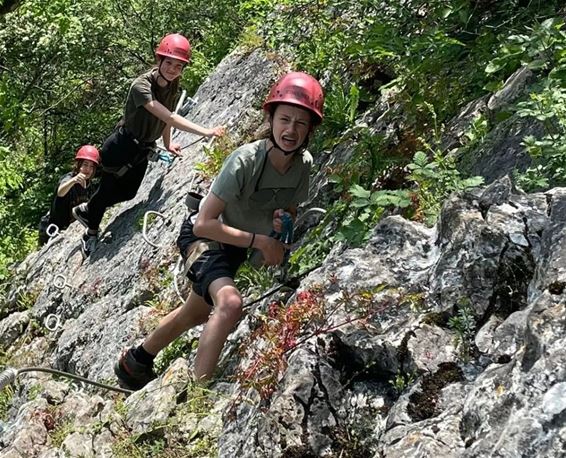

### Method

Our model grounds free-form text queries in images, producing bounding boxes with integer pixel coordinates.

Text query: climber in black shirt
[38,145,100,245]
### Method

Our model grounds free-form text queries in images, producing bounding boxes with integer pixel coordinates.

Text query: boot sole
[72,207,89,228]
[113,361,154,391]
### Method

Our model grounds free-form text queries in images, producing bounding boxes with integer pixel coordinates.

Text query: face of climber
[271,104,312,153]
[79,160,96,179]
[159,57,185,82]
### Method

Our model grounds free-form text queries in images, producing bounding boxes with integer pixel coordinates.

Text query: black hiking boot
[80,230,98,258]
[72,203,90,228]
[114,348,157,391]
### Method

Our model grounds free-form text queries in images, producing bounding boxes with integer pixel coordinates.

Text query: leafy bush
[448,301,476,360]
[407,149,484,225]
[335,185,412,246]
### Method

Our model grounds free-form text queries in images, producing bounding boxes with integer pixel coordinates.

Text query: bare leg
[193,277,242,381]
[142,290,210,355]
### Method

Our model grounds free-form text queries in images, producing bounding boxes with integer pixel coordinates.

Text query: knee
[215,291,243,323]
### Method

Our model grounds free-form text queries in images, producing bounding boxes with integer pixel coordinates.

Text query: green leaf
[349,184,371,199]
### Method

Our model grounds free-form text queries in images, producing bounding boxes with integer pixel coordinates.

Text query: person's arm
[57,174,86,197]
[194,193,286,266]
[144,100,225,137]
[161,124,181,155]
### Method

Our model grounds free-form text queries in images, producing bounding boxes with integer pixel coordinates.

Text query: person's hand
[272,209,285,233]
[167,142,182,156]
[74,173,88,188]
[256,234,286,266]
[208,125,226,137]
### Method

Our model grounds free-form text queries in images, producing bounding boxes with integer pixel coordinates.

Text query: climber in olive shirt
[72,33,224,257]
[114,72,325,390]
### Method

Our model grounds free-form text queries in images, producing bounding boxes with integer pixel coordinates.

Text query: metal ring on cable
[142,211,168,248]
[44,313,62,332]
[52,274,70,290]
[46,223,60,238]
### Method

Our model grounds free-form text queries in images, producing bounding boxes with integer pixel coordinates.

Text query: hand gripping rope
[271,212,294,245]
[271,212,294,264]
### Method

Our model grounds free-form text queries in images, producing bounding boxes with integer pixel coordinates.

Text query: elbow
[168,113,180,126]
[193,217,205,238]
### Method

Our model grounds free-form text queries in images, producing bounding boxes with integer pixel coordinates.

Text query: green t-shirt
[122,69,179,143]
[210,139,312,235]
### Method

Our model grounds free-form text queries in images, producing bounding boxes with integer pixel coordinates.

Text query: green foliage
[485,18,566,76]
[462,114,490,150]
[194,135,235,180]
[488,17,566,191]
[0,386,14,421]
[112,434,166,458]
[237,288,326,398]
[288,234,332,278]
[448,302,476,360]
[1,0,565,292]
[154,336,197,375]
[336,184,411,246]
[15,288,40,312]
[516,78,566,191]
[389,370,416,395]
[50,418,75,448]
[322,78,360,138]
[235,262,276,301]
[0,0,272,284]
[408,148,484,225]
[288,208,336,277]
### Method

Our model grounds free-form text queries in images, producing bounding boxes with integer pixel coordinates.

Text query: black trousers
[87,129,149,231]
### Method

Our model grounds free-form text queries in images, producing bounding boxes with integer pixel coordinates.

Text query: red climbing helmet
[75,145,100,165]
[263,72,324,125]
[155,33,191,63]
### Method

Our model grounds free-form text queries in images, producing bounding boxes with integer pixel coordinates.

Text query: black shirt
[48,172,96,231]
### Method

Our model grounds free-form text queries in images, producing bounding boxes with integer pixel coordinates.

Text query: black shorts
[177,216,247,306]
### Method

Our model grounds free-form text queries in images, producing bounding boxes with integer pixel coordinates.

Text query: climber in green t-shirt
[72,33,225,258]
[114,72,325,390]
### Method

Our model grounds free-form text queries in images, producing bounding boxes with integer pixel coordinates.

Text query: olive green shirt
[122,69,179,143]
[210,139,312,235]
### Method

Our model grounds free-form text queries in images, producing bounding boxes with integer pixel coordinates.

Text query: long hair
[72,159,98,180]
[72,159,83,176]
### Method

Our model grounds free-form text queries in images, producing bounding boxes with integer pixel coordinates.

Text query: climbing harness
[0,366,132,395]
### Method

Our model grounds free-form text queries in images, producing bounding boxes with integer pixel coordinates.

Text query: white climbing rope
[142,211,169,248]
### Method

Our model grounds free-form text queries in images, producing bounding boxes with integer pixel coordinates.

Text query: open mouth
[281,136,297,149]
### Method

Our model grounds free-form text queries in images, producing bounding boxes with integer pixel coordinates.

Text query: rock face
[445,66,541,183]
[218,177,565,458]
[0,50,565,458]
